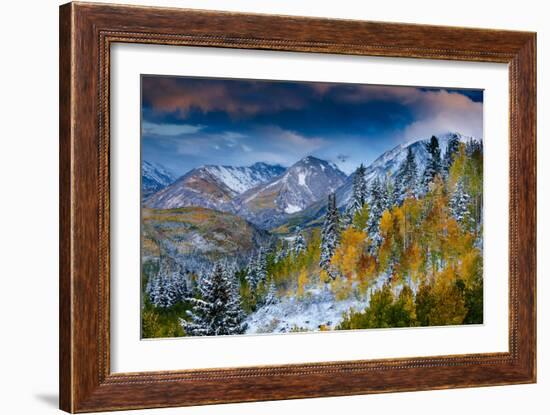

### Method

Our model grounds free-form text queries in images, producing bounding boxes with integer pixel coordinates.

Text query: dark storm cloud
[141,76,483,176]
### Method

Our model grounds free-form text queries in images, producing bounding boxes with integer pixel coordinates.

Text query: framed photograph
[59,2,536,412]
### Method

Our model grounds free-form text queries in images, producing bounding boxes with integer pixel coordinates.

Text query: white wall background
[0,0,546,414]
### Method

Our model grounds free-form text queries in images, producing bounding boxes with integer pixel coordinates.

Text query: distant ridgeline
[140,132,484,338]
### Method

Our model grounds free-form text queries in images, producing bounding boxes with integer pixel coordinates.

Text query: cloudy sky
[141,75,483,176]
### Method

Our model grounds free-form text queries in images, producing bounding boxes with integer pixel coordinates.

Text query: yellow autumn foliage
[331,227,369,281]
[457,249,482,289]
[297,267,308,298]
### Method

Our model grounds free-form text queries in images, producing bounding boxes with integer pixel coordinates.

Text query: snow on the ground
[245,276,387,334]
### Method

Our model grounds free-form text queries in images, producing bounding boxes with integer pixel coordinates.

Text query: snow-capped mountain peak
[199,163,285,194]
[362,131,479,186]
[141,160,176,198]
[235,155,347,228]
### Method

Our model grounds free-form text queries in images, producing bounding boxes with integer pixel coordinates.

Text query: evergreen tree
[255,247,267,286]
[224,260,241,299]
[342,204,354,228]
[245,255,258,289]
[146,271,174,309]
[383,177,396,210]
[344,164,368,224]
[443,133,461,174]
[395,146,418,204]
[450,179,472,229]
[245,248,267,291]
[292,233,306,256]
[466,138,483,156]
[320,193,340,279]
[171,268,188,303]
[146,255,188,308]
[422,135,442,192]
[356,163,369,204]
[182,262,247,336]
[264,279,278,306]
[366,177,385,250]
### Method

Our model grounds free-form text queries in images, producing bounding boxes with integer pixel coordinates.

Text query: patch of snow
[263,180,280,189]
[203,163,285,195]
[297,171,307,186]
[189,233,215,250]
[245,276,387,334]
[284,203,302,214]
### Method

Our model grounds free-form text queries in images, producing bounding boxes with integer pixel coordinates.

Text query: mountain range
[142,132,480,231]
[143,162,285,211]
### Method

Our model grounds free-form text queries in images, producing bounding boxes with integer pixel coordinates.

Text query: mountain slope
[281,132,480,232]
[338,132,479,207]
[142,207,271,272]
[234,156,347,229]
[143,162,285,210]
[141,161,176,198]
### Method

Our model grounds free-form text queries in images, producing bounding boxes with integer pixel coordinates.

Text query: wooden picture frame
[59,2,536,412]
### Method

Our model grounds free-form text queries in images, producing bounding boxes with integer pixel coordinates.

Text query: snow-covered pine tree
[245,255,258,289]
[223,260,241,299]
[341,204,353,228]
[264,279,278,306]
[320,193,340,279]
[366,177,385,250]
[171,266,189,304]
[147,271,175,308]
[182,262,247,336]
[255,247,267,287]
[395,146,419,204]
[146,271,166,307]
[450,179,472,229]
[421,135,442,193]
[357,163,369,203]
[146,255,188,308]
[383,177,395,211]
[228,263,248,323]
[292,233,306,256]
[245,247,267,292]
[443,133,461,174]
[274,242,287,263]
[344,163,368,224]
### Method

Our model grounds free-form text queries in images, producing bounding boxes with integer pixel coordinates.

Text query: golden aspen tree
[297,267,308,298]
